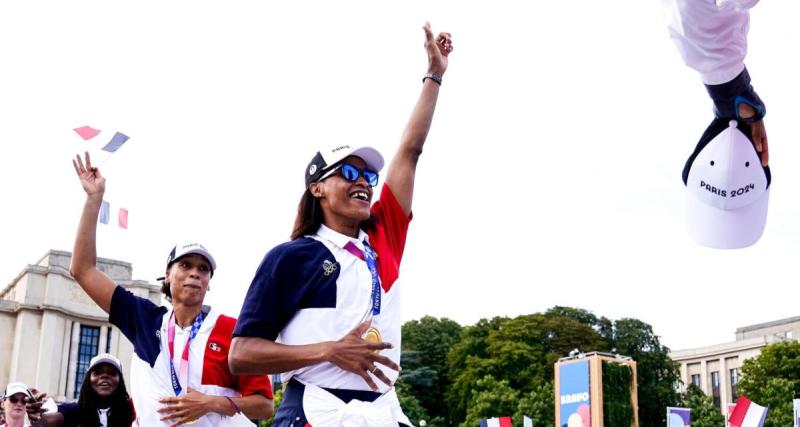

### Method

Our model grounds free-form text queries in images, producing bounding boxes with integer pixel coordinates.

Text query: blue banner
[559,359,591,427]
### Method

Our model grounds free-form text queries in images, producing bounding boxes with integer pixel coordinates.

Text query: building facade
[0,250,160,402]
[670,317,800,414]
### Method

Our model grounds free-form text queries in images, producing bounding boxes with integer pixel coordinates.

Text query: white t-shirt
[98,407,110,427]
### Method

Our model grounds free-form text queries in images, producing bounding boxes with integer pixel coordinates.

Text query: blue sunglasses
[319,163,379,187]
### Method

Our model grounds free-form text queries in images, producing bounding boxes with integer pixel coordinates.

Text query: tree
[401,316,463,422]
[395,379,432,427]
[738,340,800,427]
[446,317,507,422]
[515,380,554,427]
[678,384,725,427]
[612,318,680,427]
[460,375,519,427]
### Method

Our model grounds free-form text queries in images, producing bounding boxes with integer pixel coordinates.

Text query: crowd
[2,22,452,427]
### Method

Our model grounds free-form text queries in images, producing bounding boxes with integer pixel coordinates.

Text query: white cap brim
[3,382,32,399]
[686,189,769,249]
[346,146,384,172]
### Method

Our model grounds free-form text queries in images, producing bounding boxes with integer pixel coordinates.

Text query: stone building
[670,317,800,413]
[0,250,160,401]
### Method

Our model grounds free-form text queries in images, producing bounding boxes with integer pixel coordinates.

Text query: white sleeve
[663,0,757,85]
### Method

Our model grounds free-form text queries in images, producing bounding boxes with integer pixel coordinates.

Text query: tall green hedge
[602,361,633,427]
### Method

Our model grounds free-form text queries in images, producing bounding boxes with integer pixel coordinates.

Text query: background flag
[99,200,109,225]
[102,132,129,153]
[118,208,128,229]
[479,417,512,427]
[729,396,768,427]
[667,407,691,427]
[73,126,101,141]
[727,403,737,427]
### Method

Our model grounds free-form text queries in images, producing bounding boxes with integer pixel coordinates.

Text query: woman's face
[2,393,27,420]
[166,254,212,307]
[89,364,120,397]
[313,156,374,225]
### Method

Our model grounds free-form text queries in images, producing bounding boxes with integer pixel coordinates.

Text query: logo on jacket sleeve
[322,260,337,276]
[208,342,222,352]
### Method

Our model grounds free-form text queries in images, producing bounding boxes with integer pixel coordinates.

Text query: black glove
[704,66,765,124]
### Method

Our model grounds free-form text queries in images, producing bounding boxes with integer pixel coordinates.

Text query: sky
[1,0,798,353]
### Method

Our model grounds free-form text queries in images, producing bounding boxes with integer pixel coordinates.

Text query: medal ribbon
[344,240,381,315]
[167,310,206,396]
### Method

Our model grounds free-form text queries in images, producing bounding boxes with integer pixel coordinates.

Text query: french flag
[729,396,769,427]
[479,417,512,427]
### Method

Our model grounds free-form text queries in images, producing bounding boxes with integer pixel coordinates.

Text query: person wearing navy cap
[229,22,453,426]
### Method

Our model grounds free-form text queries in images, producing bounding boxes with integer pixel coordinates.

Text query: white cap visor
[686,188,769,249]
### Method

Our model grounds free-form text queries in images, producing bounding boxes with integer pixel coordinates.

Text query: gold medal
[365,327,382,352]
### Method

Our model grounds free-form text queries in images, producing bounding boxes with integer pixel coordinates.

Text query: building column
[719,357,729,414]
[57,320,73,400]
[680,363,689,393]
[700,359,708,394]
[66,321,81,399]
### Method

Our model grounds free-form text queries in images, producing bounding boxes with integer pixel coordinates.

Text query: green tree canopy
[738,340,800,427]
[678,384,725,427]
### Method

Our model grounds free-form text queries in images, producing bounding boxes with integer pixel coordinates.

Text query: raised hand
[72,152,105,197]
[423,22,453,77]
[25,388,47,422]
[328,319,400,391]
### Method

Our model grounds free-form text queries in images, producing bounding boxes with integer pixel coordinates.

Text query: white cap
[3,382,32,399]
[89,353,123,373]
[305,144,384,186]
[166,242,217,274]
[684,120,771,248]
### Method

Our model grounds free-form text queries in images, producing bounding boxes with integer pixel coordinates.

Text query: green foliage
[395,378,431,426]
[738,341,800,427]
[515,380,554,427]
[400,316,463,424]
[678,384,725,427]
[399,308,678,426]
[611,318,680,427]
[602,361,633,427]
[460,375,519,427]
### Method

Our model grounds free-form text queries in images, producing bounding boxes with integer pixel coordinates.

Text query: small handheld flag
[73,126,101,141]
[99,200,110,225]
[119,208,128,229]
[102,132,129,153]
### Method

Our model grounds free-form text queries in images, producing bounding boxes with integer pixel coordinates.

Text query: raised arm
[664,0,767,165]
[384,22,453,216]
[69,152,116,313]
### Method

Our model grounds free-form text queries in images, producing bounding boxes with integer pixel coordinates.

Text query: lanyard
[167,309,206,396]
[362,242,381,316]
[344,240,381,316]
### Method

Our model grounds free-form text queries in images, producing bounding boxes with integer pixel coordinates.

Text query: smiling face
[2,393,27,421]
[166,253,212,307]
[89,363,120,397]
[309,156,374,235]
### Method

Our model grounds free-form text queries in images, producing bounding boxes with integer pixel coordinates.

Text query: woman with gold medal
[229,22,453,427]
